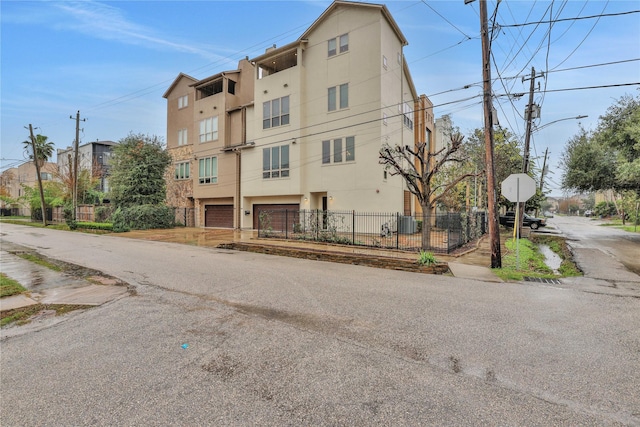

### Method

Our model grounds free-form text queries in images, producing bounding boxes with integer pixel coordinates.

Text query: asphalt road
[549,214,640,276]
[1,221,639,426]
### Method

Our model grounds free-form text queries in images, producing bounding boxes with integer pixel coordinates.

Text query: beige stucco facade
[163,1,433,229]
[164,60,255,227]
[240,1,428,229]
[0,161,57,216]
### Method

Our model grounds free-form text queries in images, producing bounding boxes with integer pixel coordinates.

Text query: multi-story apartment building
[163,1,432,230]
[0,161,57,216]
[163,59,255,228]
[57,140,117,194]
[241,0,429,229]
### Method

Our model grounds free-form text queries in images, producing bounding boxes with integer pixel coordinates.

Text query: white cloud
[50,1,223,61]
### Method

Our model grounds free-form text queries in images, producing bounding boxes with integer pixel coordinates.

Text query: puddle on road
[539,244,562,274]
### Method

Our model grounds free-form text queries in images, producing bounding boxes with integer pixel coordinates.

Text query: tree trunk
[421,203,431,251]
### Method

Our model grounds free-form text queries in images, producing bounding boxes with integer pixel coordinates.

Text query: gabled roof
[250,1,408,63]
[163,72,198,98]
[301,1,408,46]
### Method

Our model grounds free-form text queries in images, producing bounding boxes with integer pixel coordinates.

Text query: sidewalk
[1,249,129,312]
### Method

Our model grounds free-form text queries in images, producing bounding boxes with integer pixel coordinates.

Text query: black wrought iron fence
[170,207,195,227]
[257,209,486,254]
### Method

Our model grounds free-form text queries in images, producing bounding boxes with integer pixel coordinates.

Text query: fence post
[352,210,355,244]
[285,210,288,239]
[447,213,452,253]
[396,212,399,249]
[315,209,319,240]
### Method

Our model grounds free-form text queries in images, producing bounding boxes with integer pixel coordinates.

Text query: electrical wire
[499,9,640,27]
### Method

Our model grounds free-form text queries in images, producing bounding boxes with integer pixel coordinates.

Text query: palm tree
[23,134,54,167]
[23,132,54,225]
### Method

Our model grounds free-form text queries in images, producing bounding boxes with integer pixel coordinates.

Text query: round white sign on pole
[501,173,536,203]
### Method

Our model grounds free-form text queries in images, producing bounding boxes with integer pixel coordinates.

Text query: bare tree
[379,131,481,249]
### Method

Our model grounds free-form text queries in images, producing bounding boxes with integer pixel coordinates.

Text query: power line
[547,58,640,74]
[498,9,640,28]
[420,0,472,40]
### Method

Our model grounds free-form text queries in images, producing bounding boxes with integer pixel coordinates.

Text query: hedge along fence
[75,221,113,231]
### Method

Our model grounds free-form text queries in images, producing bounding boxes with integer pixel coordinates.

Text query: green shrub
[63,205,77,230]
[76,222,113,231]
[417,250,437,266]
[111,204,174,232]
[94,205,114,223]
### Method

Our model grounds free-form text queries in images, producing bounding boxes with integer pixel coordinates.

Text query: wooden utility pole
[518,68,544,233]
[479,0,501,268]
[70,111,86,220]
[522,67,537,175]
[539,147,548,192]
[28,124,47,226]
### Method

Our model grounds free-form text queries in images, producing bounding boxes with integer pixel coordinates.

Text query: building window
[175,161,190,180]
[40,172,53,180]
[328,83,348,111]
[383,55,388,70]
[403,103,413,130]
[328,34,348,57]
[333,139,343,163]
[228,80,236,95]
[397,52,401,64]
[262,145,289,178]
[198,80,223,99]
[178,128,188,146]
[328,38,336,57]
[263,96,290,129]
[321,136,355,164]
[383,113,388,125]
[339,34,349,53]
[199,116,218,142]
[198,156,217,184]
[346,136,355,161]
[322,140,330,164]
[178,95,188,109]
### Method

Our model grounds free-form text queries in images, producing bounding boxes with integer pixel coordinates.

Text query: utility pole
[27,124,47,226]
[522,67,537,175]
[478,0,501,268]
[518,67,544,233]
[535,147,549,218]
[539,147,548,193]
[70,111,86,220]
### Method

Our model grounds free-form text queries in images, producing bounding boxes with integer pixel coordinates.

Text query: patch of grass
[598,218,640,233]
[530,234,582,277]
[1,304,92,327]
[0,219,69,230]
[1,304,44,327]
[15,253,62,271]
[0,273,27,297]
[494,238,554,282]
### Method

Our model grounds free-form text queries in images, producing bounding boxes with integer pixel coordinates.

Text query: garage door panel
[205,205,234,228]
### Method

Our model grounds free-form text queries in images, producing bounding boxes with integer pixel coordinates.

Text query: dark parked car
[499,211,546,229]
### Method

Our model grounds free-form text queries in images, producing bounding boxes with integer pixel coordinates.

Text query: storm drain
[523,277,562,285]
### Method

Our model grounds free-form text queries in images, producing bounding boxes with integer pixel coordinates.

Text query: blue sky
[2,0,639,196]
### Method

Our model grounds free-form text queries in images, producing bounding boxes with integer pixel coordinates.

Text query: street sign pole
[516,178,520,270]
